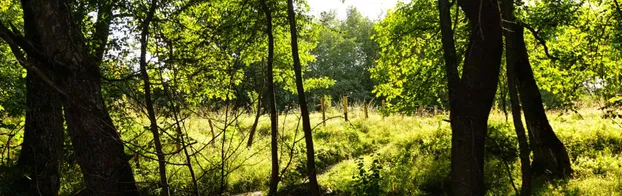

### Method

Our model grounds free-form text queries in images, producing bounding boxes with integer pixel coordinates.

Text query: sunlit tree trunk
[286,0,321,194]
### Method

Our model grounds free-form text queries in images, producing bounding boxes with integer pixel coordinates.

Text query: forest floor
[49,105,622,195]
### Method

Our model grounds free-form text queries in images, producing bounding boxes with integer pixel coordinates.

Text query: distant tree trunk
[439,0,503,194]
[139,0,170,195]
[501,0,533,194]
[247,92,262,148]
[21,0,138,194]
[512,26,572,178]
[286,0,321,195]
[261,0,280,195]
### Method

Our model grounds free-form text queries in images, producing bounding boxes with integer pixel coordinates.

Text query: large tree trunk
[261,0,280,195]
[286,0,321,195]
[15,70,64,195]
[6,3,66,194]
[21,0,139,194]
[511,26,572,178]
[501,0,533,193]
[439,0,503,194]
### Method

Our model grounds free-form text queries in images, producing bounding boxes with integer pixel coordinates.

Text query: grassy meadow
[42,104,622,195]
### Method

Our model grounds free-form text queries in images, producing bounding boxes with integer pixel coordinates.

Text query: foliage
[352,155,383,196]
[307,8,376,103]
[370,0,469,113]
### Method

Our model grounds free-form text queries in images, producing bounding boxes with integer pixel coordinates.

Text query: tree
[139,0,170,195]
[308,8,377,103]
[0,0,138,194]
[260,0,281,194]
[438,0,504,194]
[287,0,321,194]
[501,0,533,194]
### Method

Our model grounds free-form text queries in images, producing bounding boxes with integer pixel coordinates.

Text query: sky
[307,0,403,20]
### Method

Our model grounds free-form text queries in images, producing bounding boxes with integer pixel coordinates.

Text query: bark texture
[286,0,321,194]
[21,0,139,194]
[6,2,66,194]
[439,0,504,194]
[15,69,64,195]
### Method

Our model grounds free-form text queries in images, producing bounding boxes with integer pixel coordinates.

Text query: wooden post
[343,96,348,121]
[321,97,326,126]
[363,101,368,119]
[434,105,438,116]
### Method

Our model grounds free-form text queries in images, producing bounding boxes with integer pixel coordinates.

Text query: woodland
[0,0,621,195]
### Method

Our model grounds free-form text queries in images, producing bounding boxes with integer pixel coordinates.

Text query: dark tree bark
[139,0,170,195]
[438,0,504,194]
[512,26,572,178]
[501,0,533,193]
[286,0,321,195]
[261,0,280,195]
[0,4,66,195]
[15,69,64,195]
[19,0,139,194]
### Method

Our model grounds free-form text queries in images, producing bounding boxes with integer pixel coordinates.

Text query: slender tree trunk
[22,0,138,194]
[512,26,572,178]
[247,93,262,148]
[507,61,533,196]
[139,0,170,195]
[286,0,321,195]
[502,0,533,194]
[261,0,280,195]
[439,0,503,194]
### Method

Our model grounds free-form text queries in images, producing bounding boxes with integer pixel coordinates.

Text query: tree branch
[522,23,560,61]
[0,23,68,97]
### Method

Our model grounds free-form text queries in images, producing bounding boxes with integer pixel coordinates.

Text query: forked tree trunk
[261,0,281,195]
[511,26,572,178]
[286,0,321,194]
[438,0,503,194]
[22,0,138,194]
[501,0,533,193]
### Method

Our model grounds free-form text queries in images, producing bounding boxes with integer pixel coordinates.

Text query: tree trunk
[15,70,64,195]
[22,0,139,194]
[439,0,504,194]
[4,4,66,194]
[501,0,533,193]
[286,0,321,195]
[512,26,572,178]
[261,0,280,195]
[139,0,170,195]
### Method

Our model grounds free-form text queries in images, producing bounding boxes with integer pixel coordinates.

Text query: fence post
[434,105,438,116]
[343,95,348,121]
[321,97,326,126]
[364,101,368,119]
